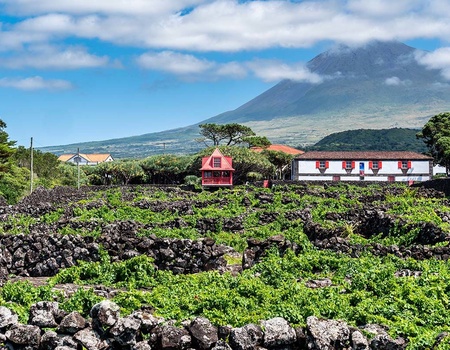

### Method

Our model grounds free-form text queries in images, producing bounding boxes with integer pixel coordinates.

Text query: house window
[222,171,230,178]
[204,171,212,178]
[213,171,221,177]
[213,157,221,168]
[342,161,355,170]
[398,160,411,169]
[316,160,329,169]
[369,161,382,170]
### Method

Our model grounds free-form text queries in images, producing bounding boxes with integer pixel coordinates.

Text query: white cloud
[2,0,450,53]
[137,51,213,75]
[247,60,323,83]
[1,0,450,88]
[216,62,247,79]
[1,0,209,16]
[346,0,424,17]
[0,76,73,90]
[0,45,109,69]
[137,51,321,83]
[415,47,450,80]
[384,76,411,86]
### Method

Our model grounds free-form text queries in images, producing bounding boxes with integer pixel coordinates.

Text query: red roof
[295,151,432,160]
[200,148,235,171]
[251,144,304,155]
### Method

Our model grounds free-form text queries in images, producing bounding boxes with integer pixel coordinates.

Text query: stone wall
[0,300,410,350]
[0,230,232,283]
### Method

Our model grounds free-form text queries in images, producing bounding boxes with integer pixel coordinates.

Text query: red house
[200,148,234,187]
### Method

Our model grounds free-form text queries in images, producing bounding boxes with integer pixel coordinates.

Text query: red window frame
[398,160,411,169]
[213,157,221,168]
[316,160,329,169]
[369,160,382,170]
[342,161,355,169]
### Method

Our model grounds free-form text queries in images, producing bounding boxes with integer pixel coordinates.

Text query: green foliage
[198,123,255,146]
[417,112,450,173]
[0,119,16,173]
[93,160,145,185]
[243,135,272,148]
[306,128,427,153]
[50,252,157,289]
[4,183,450,348]
[13,146,60,180]
[261,150,294,179]
[57,163,89,187]
[0,165,29,204]
[0,280,56,323]
[59,287,103,316]
[140,154,194,184]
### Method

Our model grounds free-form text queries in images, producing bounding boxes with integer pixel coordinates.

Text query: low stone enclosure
[1,184,450,280]
[0,299,408,350]
[0,182,449,349]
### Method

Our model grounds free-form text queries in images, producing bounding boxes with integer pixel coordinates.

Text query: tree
[140,154,194,184]
[198,123,255,146]
[262,150,294,179]
[110,160,145,185]
[13,146,60,180]
[243,135,272,148]
[0,165,28,204]
[417,112,450,174]
[0,119,16,173]
[57,163,89,187]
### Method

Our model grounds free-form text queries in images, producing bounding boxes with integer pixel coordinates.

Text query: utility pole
[77,147,80,190]
[30,137,33,194]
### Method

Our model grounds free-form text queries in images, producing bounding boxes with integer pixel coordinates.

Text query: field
[1,182,450,349]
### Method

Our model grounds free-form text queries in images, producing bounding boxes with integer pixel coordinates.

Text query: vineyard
[1,182,450,349]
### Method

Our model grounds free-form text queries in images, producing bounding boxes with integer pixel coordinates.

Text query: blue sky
[1,0,450,148]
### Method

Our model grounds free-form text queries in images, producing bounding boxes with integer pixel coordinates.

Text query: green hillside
[304,128,428,153]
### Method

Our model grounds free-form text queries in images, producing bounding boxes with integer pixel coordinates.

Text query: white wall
[293,159,431,182]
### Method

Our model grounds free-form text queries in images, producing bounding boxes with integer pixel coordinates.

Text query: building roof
[251,144,304,155]
[58,153,113,163]
[57,154,74,162]
[200,148,235,171]
[295,151,433,160]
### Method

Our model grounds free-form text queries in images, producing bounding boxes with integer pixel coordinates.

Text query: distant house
[251,144,304,156]
[200,148,234,187]
[292,151,433,182]
[58,153,114,166]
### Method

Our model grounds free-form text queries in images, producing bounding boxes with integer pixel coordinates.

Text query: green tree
[198,123,255,146]
[13,146,60,182]
[109,160,145,185]
[0,165,29,204]
[57,163,89,187]
[0,119,16,173]
[417,112,450,174]
[243,135,272,148]
[262,150,294,180]
[140,154,194,184]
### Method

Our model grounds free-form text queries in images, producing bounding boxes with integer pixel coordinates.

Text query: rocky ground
[0,182,449,349]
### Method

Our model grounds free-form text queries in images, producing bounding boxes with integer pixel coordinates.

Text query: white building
[58,153,114,166]
[292,151,433,182]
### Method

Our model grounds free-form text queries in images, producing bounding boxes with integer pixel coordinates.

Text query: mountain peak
[39,41,450,158]
[307,40,419,76]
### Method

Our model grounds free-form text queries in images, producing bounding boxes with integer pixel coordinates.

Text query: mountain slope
[305,128,427,153]
[40,41,450,158]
